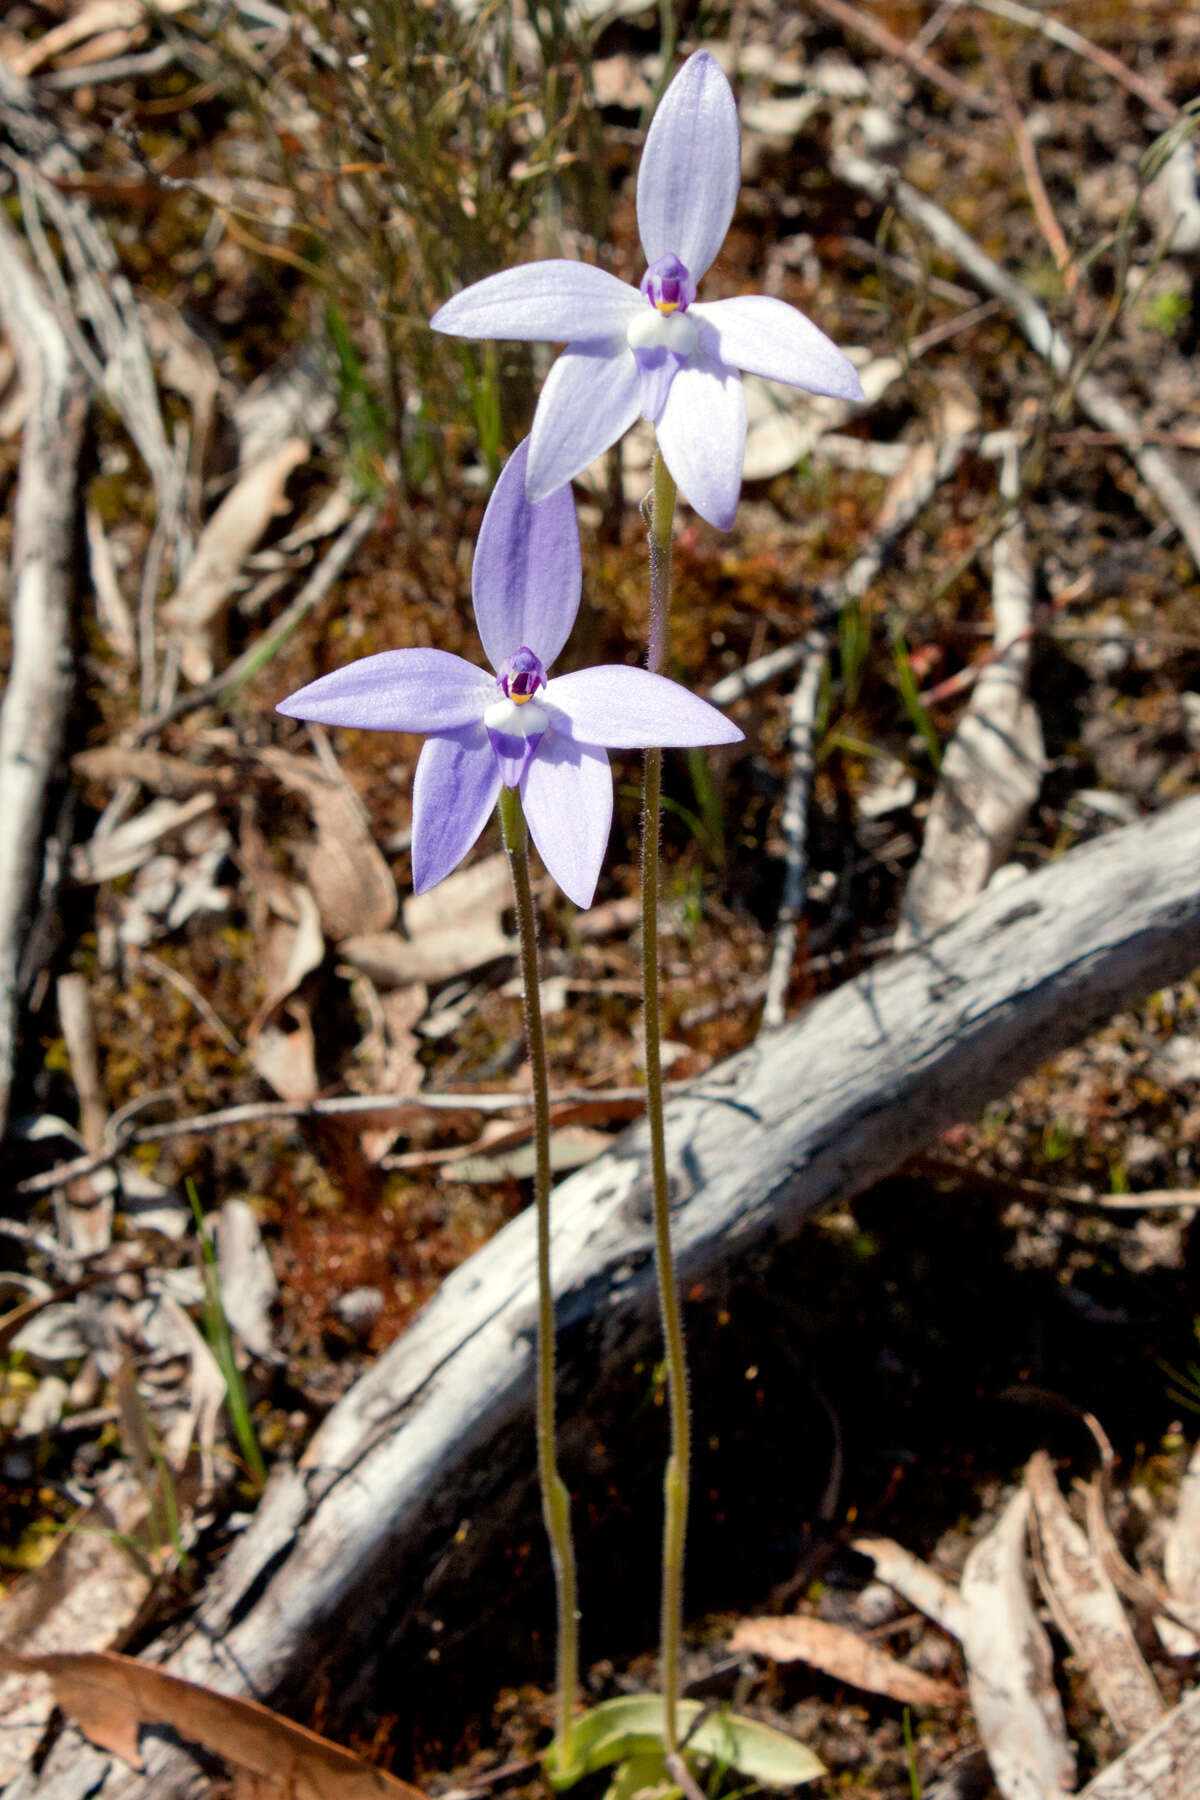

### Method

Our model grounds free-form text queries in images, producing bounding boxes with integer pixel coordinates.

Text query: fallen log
[0,211,87,1142]
[11,793,1200,1798]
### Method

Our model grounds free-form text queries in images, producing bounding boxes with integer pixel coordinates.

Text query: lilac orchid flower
[276,440,742,909]
[431,51,864,532]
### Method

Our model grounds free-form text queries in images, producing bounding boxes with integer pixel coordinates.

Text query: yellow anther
[656,300,679,314]
[512,690,533,704]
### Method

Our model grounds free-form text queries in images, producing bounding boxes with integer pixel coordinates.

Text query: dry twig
[0,213,88,1141]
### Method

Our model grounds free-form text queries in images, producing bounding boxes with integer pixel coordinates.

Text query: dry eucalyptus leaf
[1163,1437,1200,1651]
[216,1199,279,1362]
[260,747,396,940]
[339,920,512,987]
[1027,1451,1163,1741]
[453,1125,613,1184]
[402,852,509,937]
[234,342,338,470]
[729,1614,959,1709]
[959,1488,1075,1800]
[351,979,428,1164]
[852,1537,969,1639]
[163,438,309,683]
[252,883,325,1032]
[0,1647,428,1800]
[73,746,233,797]
[0,1469,154,1786]
[248,1000,318,1103]
[71,794,219,885]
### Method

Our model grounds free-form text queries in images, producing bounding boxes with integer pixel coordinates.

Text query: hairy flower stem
[498,783,579,1764]
[642,449,689,1755]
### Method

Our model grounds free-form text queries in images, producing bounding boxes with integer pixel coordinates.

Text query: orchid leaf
[547,1698,824,1790]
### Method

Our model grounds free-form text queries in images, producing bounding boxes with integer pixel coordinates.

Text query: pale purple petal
[277,649,491,732]
[431,261,642,343]
[637,52,740,284]
[472,438,581,671]
[520,735,612,909]
[544,667,743,749]
[526,343,642,501]
[691,296,864,401]
[411,724,502,893]
[655,351,746,531]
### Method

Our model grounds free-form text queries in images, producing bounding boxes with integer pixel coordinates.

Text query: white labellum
[484,697,550,737]
[626,309,698,356]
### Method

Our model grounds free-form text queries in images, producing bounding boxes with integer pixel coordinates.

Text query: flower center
[498,645,546,704]
[627,255,699,424]
[486,647,550,787]
[640,252,696,315]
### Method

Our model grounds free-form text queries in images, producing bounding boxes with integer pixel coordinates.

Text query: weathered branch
[12,793,1200,1798]
[0,211,87,1143]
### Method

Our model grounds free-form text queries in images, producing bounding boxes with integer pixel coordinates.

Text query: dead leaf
[852,1537,969,1639]
[1163,1437,1200,1653]
[252,883,325,1032]
[402,852,509,937]
[1026,1451,1163,1740]
[216,1199,279,1362]
[234,343,337,470]
[163,439,309,683]
[898,437,1044,946]
[451,1124,613,1183]
[339,922,512,986]
[71,794,219,884]
[85,503,136,661]
[348,979,428,1163]
[74,745,234,796]
[0,1647,428,1799]
[959,1487,1075,1800]
[249,999,318,1103]
[260,747,396,939]
[0,1469,154,1786]
[729,1614,959,1709]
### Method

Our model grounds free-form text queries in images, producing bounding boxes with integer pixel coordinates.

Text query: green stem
[642,449,689,1755]
[498,784,579,1764]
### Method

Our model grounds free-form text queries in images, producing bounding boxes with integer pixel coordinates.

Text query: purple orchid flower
[276,440,742,908]
[431,50,864,532]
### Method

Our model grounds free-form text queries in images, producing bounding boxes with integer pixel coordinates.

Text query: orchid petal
[431,261,642,343]
[692,296,865,401]
[637,52,740,284]
[520,735,612,910]
[276,648,491,733]
[526,343,642,501]
[655,351,746,531]
[544,667,743,749]
[410,724,502,894]
[472,438,582,671]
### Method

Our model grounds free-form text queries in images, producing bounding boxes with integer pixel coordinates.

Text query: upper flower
[276,440,742,908]
[431,51,865,531]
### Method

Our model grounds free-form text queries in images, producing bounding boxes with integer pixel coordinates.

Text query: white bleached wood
[0,212,87,1143]
[960,1488,1075,1799]
[1077,1683,1200,1798]
[1027,1451,1164,1741]
[11,793,1200,1797]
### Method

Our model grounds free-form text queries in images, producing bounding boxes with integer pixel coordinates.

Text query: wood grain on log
[0,211,87,1142]
[11,793,1200,1798]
